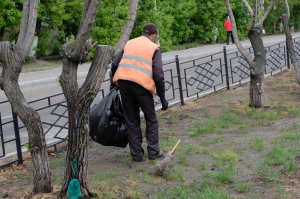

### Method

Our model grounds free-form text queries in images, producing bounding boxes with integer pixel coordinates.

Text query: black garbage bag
[89,86,128,148]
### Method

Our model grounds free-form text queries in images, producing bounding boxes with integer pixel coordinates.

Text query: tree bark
[241,0,253,16]
[224,0,269,108]
[257,0,274,26]
[112,0,138,60]
[59,0,102,197]
[258,0,264,15]
[59,45,111,197]
[282,14,300,84]
[248,29,267,108]
[59,0,137,197]
[224,0,254,63]
[0,41,52,195]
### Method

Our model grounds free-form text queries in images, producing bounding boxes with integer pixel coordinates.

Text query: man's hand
[161,98,168,111]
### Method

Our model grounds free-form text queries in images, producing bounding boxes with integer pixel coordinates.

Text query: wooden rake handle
[170,139,181,154]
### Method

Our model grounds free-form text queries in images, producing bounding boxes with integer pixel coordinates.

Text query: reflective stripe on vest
[118,64,152,78]
[113,36,158,96]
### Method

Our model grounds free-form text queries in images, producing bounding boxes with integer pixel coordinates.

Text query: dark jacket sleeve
[152,49,165,99]
[111,50,124,77]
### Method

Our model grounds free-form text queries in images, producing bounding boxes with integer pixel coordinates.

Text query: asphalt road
[1,32,300,157]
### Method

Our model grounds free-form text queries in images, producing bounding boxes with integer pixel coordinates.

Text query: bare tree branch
[112,0,138,60]
[17,0,30,46]
[249,0,257,28]
[224,0,254,64]
[22,0,39,57]
[257,0,274,26]
[91,41,98,48]
[79,0,92,32]
[284,0,290,19]
[78,45,110,102]
[71,0,101,62]
[258,0,264,17]
[241,0,253,17]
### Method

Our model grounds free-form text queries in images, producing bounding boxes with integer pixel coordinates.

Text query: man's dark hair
[142,23,158,36]
[142,31,151,37]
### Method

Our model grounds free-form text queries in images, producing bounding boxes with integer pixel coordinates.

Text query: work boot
[149,149,163,160]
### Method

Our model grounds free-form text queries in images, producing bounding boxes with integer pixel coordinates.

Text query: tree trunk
[282,14,300,84]
[59,45,111,198]
[0,0,53,194]
[59,0,136,197]
[0,42,52,193]
[248,28,267,108]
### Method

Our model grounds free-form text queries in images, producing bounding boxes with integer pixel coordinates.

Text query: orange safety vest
[113,36,158,96]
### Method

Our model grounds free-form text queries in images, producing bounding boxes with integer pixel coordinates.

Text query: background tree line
[1,0,300,59]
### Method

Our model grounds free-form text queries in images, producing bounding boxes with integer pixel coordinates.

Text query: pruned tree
[281,0,300,84]
[224,0,275,108]
[0,0,52,194]
[59,0,138,197]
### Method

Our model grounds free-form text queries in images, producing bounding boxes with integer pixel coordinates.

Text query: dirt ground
[1,68,300,199]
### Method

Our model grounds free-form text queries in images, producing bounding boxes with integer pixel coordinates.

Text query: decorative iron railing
[1,36,300,168]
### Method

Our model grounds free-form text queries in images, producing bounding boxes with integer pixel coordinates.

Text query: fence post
[12,111,23,164]
[175,55,184,106]
[286,40,290,69]
[223,46,230,90]
[0,113,5,156]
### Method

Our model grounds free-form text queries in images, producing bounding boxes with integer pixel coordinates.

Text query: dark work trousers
[226,31,234,45]
[119,80,160,160]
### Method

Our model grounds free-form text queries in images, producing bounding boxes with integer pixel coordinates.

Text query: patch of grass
[247,107,283,120]
[177,153,188,164]
[199,177,213,190]
[187,123,216,138]
[293,107,300,116]
[160,138,183,151]
[141,172,151,183]
[169,112,180,124]
[198,160,206,170]
[207,109,242,128]
[212,136,222,144]
[51,158,65,169]
[156,185,230,198]
[257,165,279,181]
[183,143,200,153]
[263,145,291,166]
[199,188,229,198]
[52,173,64,185]
[166,166,185,182]
[116,152,132,163]
[277,99,283,107]
[235,182,253,193]
[90,170,120,183]
[237,129,248,134]
[201,147,211,154]
[90,181,120,199]
[215,150,238,163]
[282,159,298,175]
[203,109,211,119]
[215,164,234,184]
[221,92,231,100]
[125,189,143,199]
[249,137,264,151]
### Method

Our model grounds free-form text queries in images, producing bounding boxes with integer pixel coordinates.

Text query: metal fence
[1,36,300,168]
